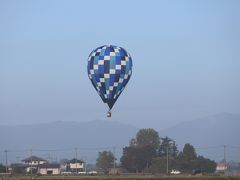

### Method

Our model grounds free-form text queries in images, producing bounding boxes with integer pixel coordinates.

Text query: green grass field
[1,175,240,180]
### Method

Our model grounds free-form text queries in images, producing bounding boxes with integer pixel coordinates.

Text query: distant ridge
[160,113,240,162]
[0,120,137,163]
[0,113,239,163]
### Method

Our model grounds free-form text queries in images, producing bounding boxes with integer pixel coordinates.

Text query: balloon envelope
[87,45,133,110]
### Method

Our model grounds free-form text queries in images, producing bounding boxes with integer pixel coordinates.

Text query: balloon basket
[107,111,112,118]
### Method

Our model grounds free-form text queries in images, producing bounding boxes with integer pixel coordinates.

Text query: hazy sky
[0,0,239,129]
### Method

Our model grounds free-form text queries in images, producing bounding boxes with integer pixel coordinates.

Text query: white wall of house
[39,168,60,175]
[26,167,37,173]
[216,163,228,172]
[216,165,227,171]
[69,163,84,169]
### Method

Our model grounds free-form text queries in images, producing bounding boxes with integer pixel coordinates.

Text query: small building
[66,158,85,172]
[216,162,228,172]
[22,156,47,173]
[38,163,60,175]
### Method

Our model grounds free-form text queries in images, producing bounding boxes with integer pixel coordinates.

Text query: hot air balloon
[87,45,133,117]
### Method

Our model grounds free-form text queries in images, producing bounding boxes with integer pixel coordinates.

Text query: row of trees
[96,128,216,174]
[0,164,6,173]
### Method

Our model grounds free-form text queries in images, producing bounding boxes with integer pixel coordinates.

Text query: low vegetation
[1,175,240,180]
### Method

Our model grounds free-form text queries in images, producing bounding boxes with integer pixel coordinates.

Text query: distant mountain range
[0,120,137,164]
[0,113,239,164]
[160,113,240,162]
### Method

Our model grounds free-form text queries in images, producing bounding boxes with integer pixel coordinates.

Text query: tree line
[96,128,216,174]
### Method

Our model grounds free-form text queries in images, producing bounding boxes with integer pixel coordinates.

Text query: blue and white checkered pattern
[87,45,133,109]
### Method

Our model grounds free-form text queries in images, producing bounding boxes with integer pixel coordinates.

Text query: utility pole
[166,147,169,175]
[113,147,116,169]
[16,156,20,163]
[223,145,227,175]
[224,145,226,163]
[84,157,87,172]
[75,148,78,174]
[30,149,33,179]
[4,150,8,173]
[112,147,118,175]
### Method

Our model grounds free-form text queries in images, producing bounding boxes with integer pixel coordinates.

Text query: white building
[66,159,85,172]
[216,163,228,172]
[22,156,47,172]
[38,163,60,175]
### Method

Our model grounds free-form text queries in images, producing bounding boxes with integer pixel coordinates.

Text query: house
[22,156,47,173]
[216,162,228,172]
[38,163,60,175]
[22,156,47,166]
[66,158,85,172]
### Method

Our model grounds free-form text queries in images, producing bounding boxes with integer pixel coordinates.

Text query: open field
[1,176,240,180]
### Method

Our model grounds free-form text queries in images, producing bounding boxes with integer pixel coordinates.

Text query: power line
[1,144,239,164]
[1,145,239,155]
[227,145,240,149]
[195,145,223,150]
